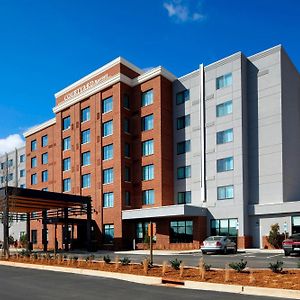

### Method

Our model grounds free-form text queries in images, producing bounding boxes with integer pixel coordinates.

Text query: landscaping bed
[2,254,300,291]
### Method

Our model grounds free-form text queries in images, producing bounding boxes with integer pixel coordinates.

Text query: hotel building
[0,146,26,241]
[24,45,300,250]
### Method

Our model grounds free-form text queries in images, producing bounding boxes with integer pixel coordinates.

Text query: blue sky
[0,0,299,151]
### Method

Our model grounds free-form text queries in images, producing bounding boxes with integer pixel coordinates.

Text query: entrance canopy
[0,186,91,213]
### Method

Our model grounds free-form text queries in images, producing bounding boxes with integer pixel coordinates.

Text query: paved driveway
[0,265,287,300]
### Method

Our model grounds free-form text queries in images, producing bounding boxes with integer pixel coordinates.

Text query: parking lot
[55,250,300,269]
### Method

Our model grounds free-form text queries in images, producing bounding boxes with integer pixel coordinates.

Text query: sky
[0,0,299,153]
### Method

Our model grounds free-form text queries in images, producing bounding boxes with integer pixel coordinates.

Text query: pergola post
[86,201,92,252]
[26,213,31,251]
[42,209,48,252]
[3,190,9,258]
[64,207,69,251]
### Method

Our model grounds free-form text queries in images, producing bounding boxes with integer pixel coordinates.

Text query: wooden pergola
[0,187,92,256]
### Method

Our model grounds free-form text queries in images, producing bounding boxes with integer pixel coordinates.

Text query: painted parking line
[266,254,282,259]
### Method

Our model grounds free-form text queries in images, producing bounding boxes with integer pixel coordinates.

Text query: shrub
[19,234,28,248]
[85,254,95,262]
[72,256,79,262]
[20,249,31,257]
[204,263,212,271]
[267,223,284,248]
[170,258,182,270]
[103,255,111,264]
[119,257,131,265]
[229,259,247,272]
[269,260,283,273]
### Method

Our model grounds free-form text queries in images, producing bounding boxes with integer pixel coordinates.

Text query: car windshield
[205,236,222,241]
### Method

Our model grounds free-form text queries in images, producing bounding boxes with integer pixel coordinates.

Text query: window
[42,135,48,147]
[125,191,131,206]
[31,173,37,185]
[63,157,71,171]
[142,139,154,156]
[63,116,71,130]
[142,89,153,106]
[177,191,191,204]
[20,154,25,163]
[176,90,190,105]
[20,184,26,189]
[136,222,156,243]
[217,129,233,144]
[142,114,154,131]
[102,96,113,113]
[31,230,37,244]
[217,157,234,172]
[124,143,130,157]
[31,140,37,151]
[292,216,300,234]
[217,185,234,200]
[63,178,71,192]
[103,192,114,208]
[82,151,91,166]
[104,224,114,244]
[42,188,48,192]
[82,174,91,188]
[216,100,233,117]
[216,73,232,89]
[8,173,13,181]
[123,94,130,109]
[42,170,48,182]
[125,166,131,182]
[103,168,113,184]
[177,140,191,155]
[142,164,154,181]
[1,176,4,183]
[0,163,4,170]
[211,218,238,239]
[8,159,13,167]
[177,166,191,179]
[81,107,90,122]
[170,220,193,243]
[124,118,130,133]
[20,169,25,178]
[103,120,113,137]
[103,144,113,160]
[81,129,90,144]
[31,157,37,168]
[143,189,154,205]
[63,137,71,151]
[177,115,190,130]
[42,153,48,165]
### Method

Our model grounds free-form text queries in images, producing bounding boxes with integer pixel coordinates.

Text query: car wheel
[284,250,290,256]
[202,250,207,255]
[232,247,237,254]
[223,247,227,255]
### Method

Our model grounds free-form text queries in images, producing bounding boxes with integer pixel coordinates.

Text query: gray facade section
[0,146,26,242]
[171,45,300,247]
[173,70,204,206]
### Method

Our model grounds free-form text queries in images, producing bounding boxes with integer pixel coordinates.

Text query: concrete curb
[0,261,299,299]
[0,261,161,285]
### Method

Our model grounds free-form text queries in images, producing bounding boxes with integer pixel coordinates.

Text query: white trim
[248,44,282,62]
[204,52,242,71]
[53,67,177,114]
[200,63,206,202]
[55,57,144,98]
[23,118,56,138]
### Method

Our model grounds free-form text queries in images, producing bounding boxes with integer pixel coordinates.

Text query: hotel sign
[63,74,109,101]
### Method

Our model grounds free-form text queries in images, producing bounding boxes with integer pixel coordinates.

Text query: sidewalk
[115,248,284,255]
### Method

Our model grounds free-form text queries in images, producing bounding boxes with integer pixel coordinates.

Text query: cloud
[142,66,155,72]
[0,134,25,156]
[163,0,205,23]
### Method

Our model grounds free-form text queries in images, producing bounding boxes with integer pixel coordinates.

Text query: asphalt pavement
[0,265,288,300]
[56,250,300,269]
